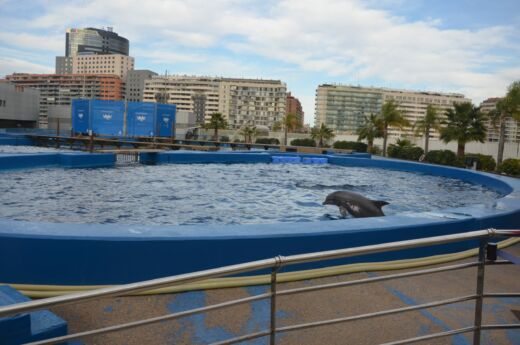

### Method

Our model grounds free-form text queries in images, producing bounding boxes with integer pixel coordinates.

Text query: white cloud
[0,32,62,53]
[1,0,519,123]
[0,57,53,76]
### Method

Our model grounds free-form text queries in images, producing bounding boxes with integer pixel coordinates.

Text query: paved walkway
[50,244,520,345]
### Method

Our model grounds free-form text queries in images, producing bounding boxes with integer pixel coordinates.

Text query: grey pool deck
[48,243,520,345]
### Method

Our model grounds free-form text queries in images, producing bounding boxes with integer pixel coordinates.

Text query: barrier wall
[0,153,519,285]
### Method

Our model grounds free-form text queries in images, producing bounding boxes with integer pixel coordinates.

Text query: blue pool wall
[0,150,519,285]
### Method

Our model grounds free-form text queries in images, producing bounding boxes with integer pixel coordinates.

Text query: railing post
[473,239,487,345]
[270,256,283,345]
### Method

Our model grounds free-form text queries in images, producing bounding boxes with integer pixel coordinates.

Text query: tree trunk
[319,138,323,147]
[368,140,373,153]
[457,141,465,157]
[284,126,288,146]
[214,128,219,142]
[424,126,429,155]
[497,118,506,167]
[382,126,388,157]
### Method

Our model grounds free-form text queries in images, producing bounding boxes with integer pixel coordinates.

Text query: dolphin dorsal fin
[372,200,389,209]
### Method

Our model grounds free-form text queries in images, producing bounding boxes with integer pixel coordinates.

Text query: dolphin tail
[372,200,389,209]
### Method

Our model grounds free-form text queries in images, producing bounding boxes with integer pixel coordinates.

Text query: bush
[464,153,496,171]
[387,140,424,161]
[290,138,316,147]
[425,150,463,167]
[255,137,280,145]
[333,141,368,152]
[220,135,230,142]
[369,145,381,155]
[498,159,520,176]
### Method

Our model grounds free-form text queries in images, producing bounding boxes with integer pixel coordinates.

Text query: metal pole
[55,118,60,149]
[89,130,94,153]
[270,257,282,345]
[473,240,487,345]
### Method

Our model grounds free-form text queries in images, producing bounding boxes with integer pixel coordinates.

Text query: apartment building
[143,76,287,129]
[125,70,158,102]
[72,54,134,79]
[219,78,286,129]
[286,92,304,129]
[143,76,220,123]
[315,84,470,137]
[480,97,520,142]
[5,73,123,127]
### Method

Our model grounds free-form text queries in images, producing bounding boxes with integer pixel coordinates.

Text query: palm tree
[239,124,258,143]
[379,100,410,157]
[204,113,227,142]
[311,123,335,147]
[488,81,520,166]
[279,113,300,146]
[357,113,383,152]
[440,102,487,157]
[414,104,442,155]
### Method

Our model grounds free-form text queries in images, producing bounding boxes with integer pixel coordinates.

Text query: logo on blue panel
[77,112,84,119]
[163,117,169,124]
[136,115,146,122]
[102,113,112,121]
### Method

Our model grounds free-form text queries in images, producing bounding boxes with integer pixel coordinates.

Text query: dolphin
[323,191,389,218]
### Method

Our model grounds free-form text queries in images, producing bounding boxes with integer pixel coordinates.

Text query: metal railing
[1,228,519,345]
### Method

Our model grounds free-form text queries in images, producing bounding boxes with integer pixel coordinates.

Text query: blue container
[90,100,125,136]
[127,102,156,137]
[156,103,176,138]
[71,99,90,134]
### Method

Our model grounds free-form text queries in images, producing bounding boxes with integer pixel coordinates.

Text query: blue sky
[1,0,519,124]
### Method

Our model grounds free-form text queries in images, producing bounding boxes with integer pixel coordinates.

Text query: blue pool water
[0,163,499,225]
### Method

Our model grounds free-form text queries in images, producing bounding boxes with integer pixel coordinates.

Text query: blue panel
[156,103,176,137]
[0,285,68,344]
[127,102,156,137]
[71,99,90,134]
[90,100,125,136]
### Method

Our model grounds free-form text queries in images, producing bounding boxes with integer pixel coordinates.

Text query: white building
[142,75,287,129]
[315,84,470,138]
[480,97,520,143]
[72,54,134,80]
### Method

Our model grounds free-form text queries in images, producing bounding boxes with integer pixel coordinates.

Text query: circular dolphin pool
[1,149,519,285]
[0,163,500,225]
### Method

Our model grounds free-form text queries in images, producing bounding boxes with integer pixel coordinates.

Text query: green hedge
[425,150,463,167]
[499,159,520,176]
[332,141,368,152]
[387,144,424,161]
[464,153,496,171]
[290,138,316,147]
[255,137,280,145]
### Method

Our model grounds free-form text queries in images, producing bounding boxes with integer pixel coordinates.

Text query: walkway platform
[48,243,520,344]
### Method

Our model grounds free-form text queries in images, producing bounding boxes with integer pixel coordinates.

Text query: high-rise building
[142,76,287,129]
[480,97,520,142]
[5,73,123,127]
[56,27,130,74]
[125,70,158,102]
[315,84,470,137]
[72,54,134,79]
[285,92,304,130]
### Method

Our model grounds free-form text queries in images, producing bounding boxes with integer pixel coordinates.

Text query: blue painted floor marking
[167,287,292,344]
[367,272,471,345]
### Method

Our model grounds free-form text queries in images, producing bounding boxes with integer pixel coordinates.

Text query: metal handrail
[0,228,518,345]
